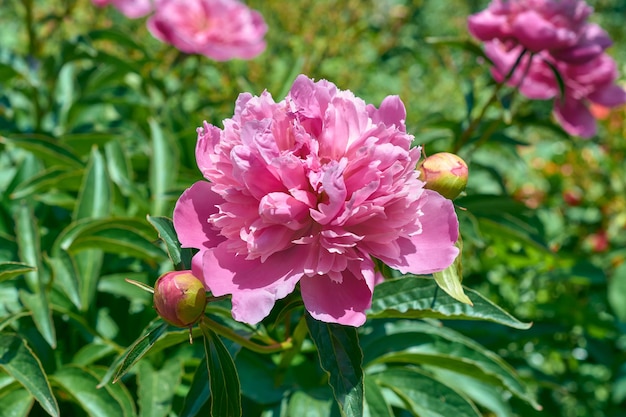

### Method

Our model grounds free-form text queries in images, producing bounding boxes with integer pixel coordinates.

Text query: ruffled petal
[173,181,224,249]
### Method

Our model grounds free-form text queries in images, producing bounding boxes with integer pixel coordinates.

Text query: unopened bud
[419,152,468,199]
[153,271,207,327]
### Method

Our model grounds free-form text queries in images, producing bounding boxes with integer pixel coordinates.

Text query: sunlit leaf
[374,368,481,417]
[200,322,242,417]
[52,366,125,417]
[0,334,59,417]
[368,276,531,329]
[149,119,178,217]
[433,238,472,305]
[0,134,83,169]
[0,262,35,283]
[137,360,181,417]
[306,313,364,417]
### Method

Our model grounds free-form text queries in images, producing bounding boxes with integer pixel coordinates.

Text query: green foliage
[0,0,625,416]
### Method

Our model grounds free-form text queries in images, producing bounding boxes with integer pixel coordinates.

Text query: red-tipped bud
[419,152,469,199]
[153,271,207,327]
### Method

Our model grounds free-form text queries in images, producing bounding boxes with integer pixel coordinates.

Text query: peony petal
[300,257,378,326]
[381,190,459,274]
[588,84,626,107]
[553,97,597,138]
[201,244,306,324]
[173,181,224,249]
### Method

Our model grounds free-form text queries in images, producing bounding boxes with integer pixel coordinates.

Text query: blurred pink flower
[173,75,459,326]
[92,0,154,18]
[147,0,267,61]
[468,0,594,54]
[486,41,626,137]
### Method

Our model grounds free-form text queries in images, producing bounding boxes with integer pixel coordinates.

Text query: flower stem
[200,316,293,354]
[453,48,528,154]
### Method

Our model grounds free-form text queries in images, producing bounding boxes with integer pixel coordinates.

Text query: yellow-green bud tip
[153,271,207,327]
[419,152,468,200]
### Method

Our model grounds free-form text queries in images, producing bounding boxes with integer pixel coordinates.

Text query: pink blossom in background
[468,0,593,53]
[92,0,154,18]
[147,0,267,61]
[470,0,626,137]
[173,75,459,326]
[485,42,626,137]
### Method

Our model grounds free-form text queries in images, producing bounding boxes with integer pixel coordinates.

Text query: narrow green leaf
[53,218,165,262]
[374,368,481,417]
[104,140,138,198]
[110,321,169,385]
[368,276,531,329]
[0,134,84,169]
[137,359,182,417]
[72,344,117,367]
[200,322,242,417]
[433,238,472,305]
[362,321,538,408]
[147,215,193,269]
[9,167,82,200]
[608,263,626,322]
[52,366,124,417]
[14,203,45,292]
[306,313,364,417]
[0,334,59,417]
[45,251,82,310]
[179,362,210,417]
[0,262,35,283]
[19,291,57,349]
[14,203,56,347]
[149,119,178,217]
[364,375,393,417]
[0,386,34,417]
[90,368,136,417]
[72,147,110,310]
[73,146,110,221]
[287,390,334,417]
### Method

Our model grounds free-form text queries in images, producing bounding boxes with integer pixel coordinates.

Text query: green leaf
[53,218,166,262]
[14,203,56,348]
[306,313,364,417]
[179,362,210,417]
[433,238,471,305]
[368,276,531,329]
[0,134,83,169]
[374,368,481,417]
[45,251,82,310]
[9,167,82,200]
[0,386,34,417]
[364,375,393,417]
[361,321,538,408]
[73,146,110,221]
[424,36,492,63]
[426,369,514,417]
[149,119,178,217]
[104,140,140,199]
[200,322,242,417]
[608,263,626,322]
[72,147,110,310]
[147,215,193,269]
[137,360,181,417]
[90,368,136,417]
[107,321,169,385]
[52,366,125,417]
[287,390,334,417]
[0,262,35,283]
[0,334,59,417]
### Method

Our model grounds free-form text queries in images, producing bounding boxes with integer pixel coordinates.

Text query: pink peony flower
[485,41,626,137]
[147,0,267,61]
[92,0,154,19]
[173,75,459,326]
[468,0,593,54]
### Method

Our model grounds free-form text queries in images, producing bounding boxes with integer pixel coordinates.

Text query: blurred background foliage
[1,0,625,416]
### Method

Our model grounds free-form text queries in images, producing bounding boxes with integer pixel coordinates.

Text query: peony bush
[1,0,625,416]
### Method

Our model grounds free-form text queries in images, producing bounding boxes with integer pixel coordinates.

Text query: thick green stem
[201,316,293,354]
[453,48,528,154]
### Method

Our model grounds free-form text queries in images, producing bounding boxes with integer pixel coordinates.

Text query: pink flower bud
[419,152,469,200]
[153,271,207,327]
